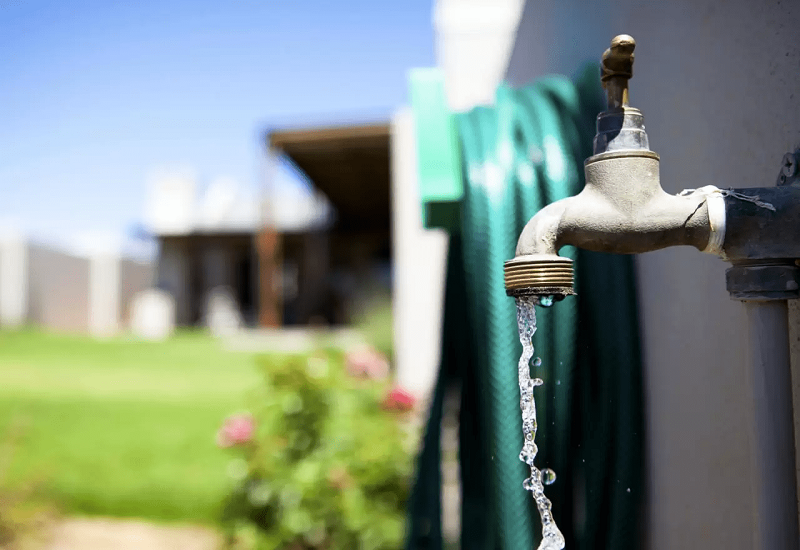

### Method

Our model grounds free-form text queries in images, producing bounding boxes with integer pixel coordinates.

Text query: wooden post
[257,228,282,327]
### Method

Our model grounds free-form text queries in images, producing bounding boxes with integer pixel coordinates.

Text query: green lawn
[0,329,260,524]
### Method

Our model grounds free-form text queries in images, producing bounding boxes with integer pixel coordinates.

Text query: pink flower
[382,387,417,412]
[345,345,390,380]
[217,413,255,448]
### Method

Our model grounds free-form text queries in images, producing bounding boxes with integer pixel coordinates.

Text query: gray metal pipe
[744,300,799,550]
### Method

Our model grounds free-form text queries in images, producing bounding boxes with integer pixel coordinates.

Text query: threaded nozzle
[504,256,575,298]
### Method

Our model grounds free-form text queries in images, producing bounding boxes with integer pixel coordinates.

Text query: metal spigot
[593,35,651,156]
[504,34,714,298]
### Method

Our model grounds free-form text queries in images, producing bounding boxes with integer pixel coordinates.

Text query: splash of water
[516,296,565,550]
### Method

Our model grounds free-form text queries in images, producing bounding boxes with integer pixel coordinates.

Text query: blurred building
[264,123,391,327]
[145,171,260,326]
[146,127,393,329]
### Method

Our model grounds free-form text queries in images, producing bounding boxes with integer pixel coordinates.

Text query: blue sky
[0,0,434,254]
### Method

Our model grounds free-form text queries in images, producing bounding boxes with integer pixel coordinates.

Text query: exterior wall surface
[391,107,449,398]
[27,244,91,333]
[120,258,155,326]
[434,0,525,111]
[504,1,800,548]
[3,241,155,335]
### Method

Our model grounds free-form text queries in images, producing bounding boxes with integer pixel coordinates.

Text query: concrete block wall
[27,244,91,333]
[0,238,154,336]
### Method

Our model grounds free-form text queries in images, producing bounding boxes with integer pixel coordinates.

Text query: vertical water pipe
[744,301,800,550]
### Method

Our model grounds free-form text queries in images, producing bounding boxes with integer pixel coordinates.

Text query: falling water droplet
[538,295,555,307]
[542,468,557,485]
[626,488,631,493]
[533,357,542,367]
[523,477,535,491]
[519,443,538,465]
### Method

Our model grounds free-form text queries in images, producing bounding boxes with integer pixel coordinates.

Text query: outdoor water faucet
[503,34,800,550]
[505,35,718,298]
[506,34,800,301]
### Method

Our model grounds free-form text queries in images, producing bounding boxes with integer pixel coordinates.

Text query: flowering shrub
[217,414,255,448]
[344,345,390,381]
[219,349,416,550]
[382,387,416,413]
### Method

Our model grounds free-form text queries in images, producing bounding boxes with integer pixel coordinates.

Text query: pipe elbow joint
[515,199,572,259]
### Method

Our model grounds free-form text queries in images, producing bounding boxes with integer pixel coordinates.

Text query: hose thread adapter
[503,256,575,298]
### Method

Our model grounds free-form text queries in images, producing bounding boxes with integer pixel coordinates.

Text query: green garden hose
[406,67,644,550]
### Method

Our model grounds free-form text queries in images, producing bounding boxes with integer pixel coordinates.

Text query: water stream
[516,296,565,550]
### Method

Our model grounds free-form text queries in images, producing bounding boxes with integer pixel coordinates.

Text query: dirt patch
[40,517,220,550]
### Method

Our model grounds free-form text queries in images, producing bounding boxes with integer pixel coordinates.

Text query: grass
[0,329,260,524]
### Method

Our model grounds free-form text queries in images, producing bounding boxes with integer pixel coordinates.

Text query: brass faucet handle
[601,34,636,109]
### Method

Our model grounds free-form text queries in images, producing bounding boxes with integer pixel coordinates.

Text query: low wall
[120,258,155,326]
[27,244,90,333]
[0,239,154,335]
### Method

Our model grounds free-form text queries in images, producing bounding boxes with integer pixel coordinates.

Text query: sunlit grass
[0,329,259,523]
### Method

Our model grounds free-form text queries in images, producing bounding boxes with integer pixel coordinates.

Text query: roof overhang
[267,123,391,234]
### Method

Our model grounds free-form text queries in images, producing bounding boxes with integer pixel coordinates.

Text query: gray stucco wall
[505,1,799,548]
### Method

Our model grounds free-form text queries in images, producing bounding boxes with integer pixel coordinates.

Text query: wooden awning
[267,123,391,233]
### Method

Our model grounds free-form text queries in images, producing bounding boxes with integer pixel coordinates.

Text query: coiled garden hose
[406,67,644,550]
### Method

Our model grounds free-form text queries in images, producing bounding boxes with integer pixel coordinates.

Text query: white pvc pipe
[744,300,800,550]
